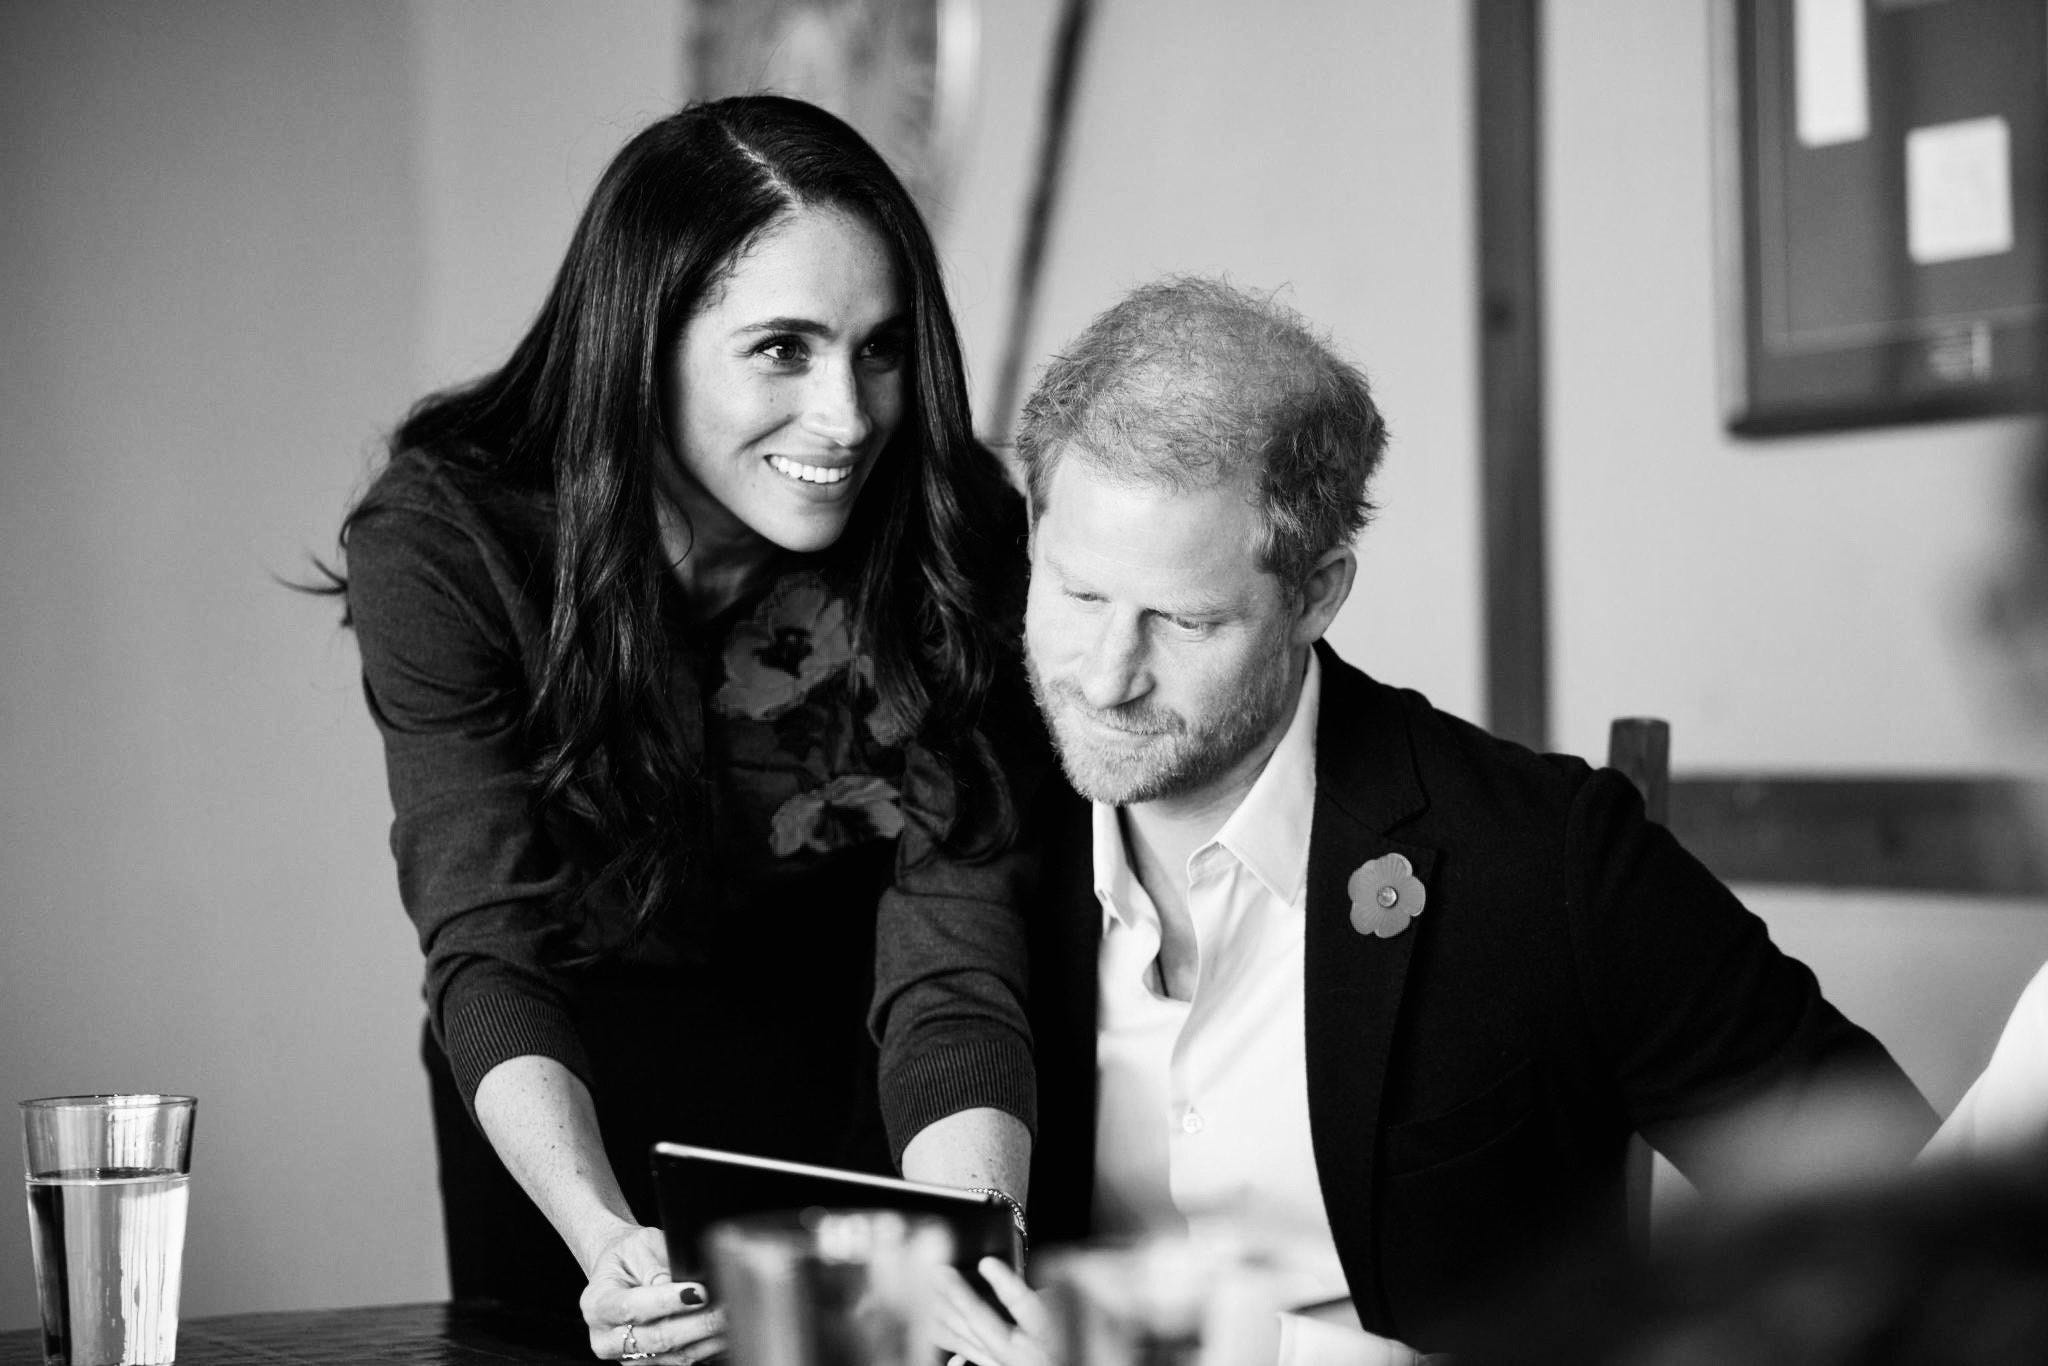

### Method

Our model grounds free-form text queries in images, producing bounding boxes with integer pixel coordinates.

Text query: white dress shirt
[1091,655,1377,1326]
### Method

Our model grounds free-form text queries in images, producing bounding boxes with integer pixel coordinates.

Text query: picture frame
[1714,0,2048,436]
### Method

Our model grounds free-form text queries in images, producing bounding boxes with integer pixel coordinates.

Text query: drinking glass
[21,1094,196,1366]
[1037,1235,1292,1366]
[709,1208,954,1366]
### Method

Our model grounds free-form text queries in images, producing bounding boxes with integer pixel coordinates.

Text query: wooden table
[0,1302,593,1365]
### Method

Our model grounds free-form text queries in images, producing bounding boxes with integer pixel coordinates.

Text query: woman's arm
[475,1057,725,1362]
[472,1056,642,1273]
[871,737,1043,1199]
[348,489,715,1358]
[899,1106,1032,1204]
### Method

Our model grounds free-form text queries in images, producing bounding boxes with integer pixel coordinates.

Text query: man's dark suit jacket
[1021,645,1934,1349]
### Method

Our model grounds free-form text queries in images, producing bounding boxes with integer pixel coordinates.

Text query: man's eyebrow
[1151,591,1235,618]
[1037,549,1238,617]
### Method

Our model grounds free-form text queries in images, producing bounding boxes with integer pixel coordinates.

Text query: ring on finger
[621,1322,657,1361]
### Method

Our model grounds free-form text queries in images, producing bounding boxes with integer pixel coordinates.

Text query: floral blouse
[710,571,911,860]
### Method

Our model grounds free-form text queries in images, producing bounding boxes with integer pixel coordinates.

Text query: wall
[1543,1,2048,1121]
[955,0,1483,717]
[0,0,682,1327]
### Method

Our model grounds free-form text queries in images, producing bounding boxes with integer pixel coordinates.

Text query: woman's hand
[930,1256,1056,1366]
[579,1223,725,1364]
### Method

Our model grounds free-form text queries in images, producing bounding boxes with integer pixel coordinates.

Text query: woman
[328,96,1036,1363]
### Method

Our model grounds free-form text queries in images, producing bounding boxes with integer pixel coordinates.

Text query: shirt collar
[1092,651,1322,926]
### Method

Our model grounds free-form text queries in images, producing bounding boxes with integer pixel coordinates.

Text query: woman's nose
[801,361,874,448]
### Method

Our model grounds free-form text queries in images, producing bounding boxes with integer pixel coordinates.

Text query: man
[887,276,1933,1360]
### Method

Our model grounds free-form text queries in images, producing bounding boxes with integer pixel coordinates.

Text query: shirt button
[1181,1109,1205,1135]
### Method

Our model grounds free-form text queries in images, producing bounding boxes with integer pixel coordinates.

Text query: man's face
[1024,455,1303,809]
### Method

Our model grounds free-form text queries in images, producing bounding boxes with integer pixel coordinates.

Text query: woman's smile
[767,453,858,486]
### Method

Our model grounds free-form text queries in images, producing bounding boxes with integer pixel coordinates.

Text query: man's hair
[1013,275,1389,588]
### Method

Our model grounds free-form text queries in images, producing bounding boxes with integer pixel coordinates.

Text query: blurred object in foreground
[1645,1064,1938,1218]
[1447,1133,2048,1366]
[1038,1236,1278,1366]
[1037,1234,1426,1366]
[711,1208,954,1366]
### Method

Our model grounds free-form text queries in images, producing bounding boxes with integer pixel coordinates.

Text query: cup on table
[708,1208,955,1366]
[1036,1235,1296,1366]
[20,1094,196,1366]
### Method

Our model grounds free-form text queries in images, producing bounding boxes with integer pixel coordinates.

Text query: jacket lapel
[1302,644,1435,1334]
[1026,782,1103,1244]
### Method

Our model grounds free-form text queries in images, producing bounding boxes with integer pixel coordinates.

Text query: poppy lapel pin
[1348,852,1426,939]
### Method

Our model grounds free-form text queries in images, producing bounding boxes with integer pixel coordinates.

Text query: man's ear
[1291,546,1357,647]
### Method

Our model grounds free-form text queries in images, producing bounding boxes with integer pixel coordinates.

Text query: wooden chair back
[1607,716,1670,1246]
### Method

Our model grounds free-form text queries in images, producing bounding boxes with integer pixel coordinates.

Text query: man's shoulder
[1314,646,1598,830]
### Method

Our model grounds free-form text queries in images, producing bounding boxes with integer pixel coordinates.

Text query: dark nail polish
[678,1281,710,1310]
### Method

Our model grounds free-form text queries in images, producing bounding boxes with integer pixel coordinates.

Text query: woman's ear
[1291,547,1357,647]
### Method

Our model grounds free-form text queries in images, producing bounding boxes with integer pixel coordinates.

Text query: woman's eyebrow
[735,310,908,339]
[735,316,834,338]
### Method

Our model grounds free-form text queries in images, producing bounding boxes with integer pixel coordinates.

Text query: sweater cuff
[879,1032,1037,1168]
[440,990,595,1113]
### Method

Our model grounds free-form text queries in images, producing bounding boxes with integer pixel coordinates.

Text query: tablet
[649,1141,1024,1289]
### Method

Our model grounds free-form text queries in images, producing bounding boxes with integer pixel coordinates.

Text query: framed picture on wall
[1714,0,2048,436]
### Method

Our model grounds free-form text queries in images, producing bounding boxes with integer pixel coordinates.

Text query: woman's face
[661,205,909,562]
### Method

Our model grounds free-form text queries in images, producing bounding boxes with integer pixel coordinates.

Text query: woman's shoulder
[359,444,545,531]
[344,444,554,638]
[352,445,548,562]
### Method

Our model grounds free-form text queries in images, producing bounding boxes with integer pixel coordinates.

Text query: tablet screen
[649,1141,1022,1288]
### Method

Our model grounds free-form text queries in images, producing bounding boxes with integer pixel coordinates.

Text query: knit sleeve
[869,701,1050,1166]
[345,497,592,1108]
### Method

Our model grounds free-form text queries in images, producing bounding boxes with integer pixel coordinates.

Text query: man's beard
[1025,647,1295,806]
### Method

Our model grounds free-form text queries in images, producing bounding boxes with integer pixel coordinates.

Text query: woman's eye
[755,336,807,365]
[860,332,908,368]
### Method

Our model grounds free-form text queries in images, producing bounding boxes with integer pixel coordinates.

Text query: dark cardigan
[345,448,1039,1180]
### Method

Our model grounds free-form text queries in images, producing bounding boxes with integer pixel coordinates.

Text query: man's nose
[801,360,874,448]
[1076,613,1149,711]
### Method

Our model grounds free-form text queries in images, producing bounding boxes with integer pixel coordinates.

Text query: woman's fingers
[587,1307,726,1362]
[589,1279,713,1332]
[580,1228,721,1364]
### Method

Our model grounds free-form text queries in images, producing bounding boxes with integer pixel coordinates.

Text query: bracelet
[967,1186,1029,1260]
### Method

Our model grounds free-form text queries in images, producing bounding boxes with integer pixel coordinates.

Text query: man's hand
[930,1256,1056,1366]
[578,1224,725,1364]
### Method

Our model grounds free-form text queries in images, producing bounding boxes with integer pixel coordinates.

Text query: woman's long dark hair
[329,95,1020,942]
